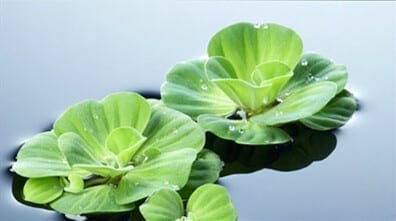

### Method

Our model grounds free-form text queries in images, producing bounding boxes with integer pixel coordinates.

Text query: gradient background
[1,1,395,220]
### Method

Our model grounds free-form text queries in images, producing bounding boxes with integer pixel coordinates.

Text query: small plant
[161,22,357,145]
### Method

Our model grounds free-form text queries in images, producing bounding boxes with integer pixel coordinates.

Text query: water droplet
[142,155,149,163]
[306,73,315,83]
[254,23,261,28]
[323,76,329,80]
[94,114,99,119]
[262,24,269,29]
[200,84,208,90]
[276,97,283,103]
[275,111,283,117]
[171,184,179,190]
[134,182,140,186]
[228,125,236,131]
[173,129,179,134]
[301,59,308,66]
[83,127,88,132]
[238,128,245,134]
[9,163,15,172]
[164,180,170,185]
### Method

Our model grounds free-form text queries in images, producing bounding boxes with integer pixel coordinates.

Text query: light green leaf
[179,149,222,199]
[187,184,237,221]
[64,174,84,193]
[205,56,238,80]
[208,22,303,81]
[251,61,293,104]
[115,148,197,204]
[12,132,71,178]
[23,177,63,204]
[280,53,348,97]
[198,115,291,145]
[50,185,135,215]
[161,59,236,119]
[102,92,151,133]
[138,100,205,154]
[251,82,338,126]
[212,78,273,111]
[105,127,146,166]
[54,100,109,161]
[300,90,357,130]
[140,189,184,221]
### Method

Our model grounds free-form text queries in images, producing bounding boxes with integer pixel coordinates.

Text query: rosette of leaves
[11,92,206,215]
[161,22,357,145]
[140,184,237,221]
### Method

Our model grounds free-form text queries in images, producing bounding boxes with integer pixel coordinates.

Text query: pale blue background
[1,1,395,220]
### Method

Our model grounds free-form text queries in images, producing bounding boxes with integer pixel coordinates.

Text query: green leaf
[115,148,198,204]
[208,22,303,81]
[187,184,237,221]
[50,185,135,215]
[138,100,205,154]
[105,127,146,166]
[12,132,71,178]
[198,115,291,145]
[280,53,348,97]
[179,149,222,199]
[102,92,151,133]
[251,61,293,104]
[58,132,131,177]
[251,82,338,126]
[205,56,238,80]
[140,189,184,221]
[54,100,110,161]
[23,177,63,204]
[161,59,236,119]
[64,174,84,193]
[212,78,273,111]
[300,90,357,130]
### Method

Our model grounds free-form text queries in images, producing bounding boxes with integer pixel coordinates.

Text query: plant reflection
[205,123,337,176]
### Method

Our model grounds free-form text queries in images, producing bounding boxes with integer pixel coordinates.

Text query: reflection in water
[206,123,337,176]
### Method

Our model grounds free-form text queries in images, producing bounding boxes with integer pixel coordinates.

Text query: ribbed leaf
[251,82,337,126]
[115,148,197,204]
[140,189,184,221]
[212,78,273,111]
[198,115,290,145]
[280,53,348,97]
[23,177,63,204]
[300,90,357,130]
[208,22,302,82]
[50,185,135,215]
[12,132,71,178]
[187,184,237,221]
[161,60,236,119]
[205,56,238,80]
[138,100,205,155]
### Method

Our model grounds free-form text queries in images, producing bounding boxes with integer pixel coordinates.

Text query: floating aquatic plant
[161,22,357,145]
[140,184,237,221]
[12,92,206,215]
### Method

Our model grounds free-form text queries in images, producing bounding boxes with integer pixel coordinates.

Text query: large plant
[161,22,356,145]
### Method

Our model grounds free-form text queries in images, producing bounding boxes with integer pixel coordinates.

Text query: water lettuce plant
[11,92,207,215]
[140,184,237,221]
[161,22,357,145]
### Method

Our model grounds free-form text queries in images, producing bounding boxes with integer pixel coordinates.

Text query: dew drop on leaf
[94,114,99,120]
[228,125,236,131]
[238,128,245,134]
[262,24,269,29]
[301,59,308,66]
[173,129,179,134]
[200,84,208,90]
[275,111,283,117]
[254,23,261,29]
[83,127,88,132]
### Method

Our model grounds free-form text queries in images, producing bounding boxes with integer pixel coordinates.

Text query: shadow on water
[205,123,337,176]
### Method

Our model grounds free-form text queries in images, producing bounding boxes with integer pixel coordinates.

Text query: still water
[1,1,395,221]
